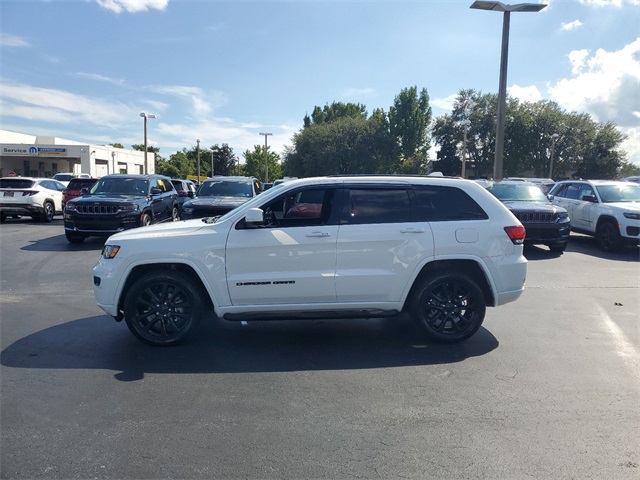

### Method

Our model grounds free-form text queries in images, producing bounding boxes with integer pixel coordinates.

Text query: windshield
[596,184,640,203]
[90,177,149,196]
[198,180,253,197]
[54,174,74,181]
[0,179,36,189]
[489,183,548,202]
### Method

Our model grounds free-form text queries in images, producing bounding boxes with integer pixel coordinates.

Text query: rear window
[0,179,36,189]
[413,185,488,221]
[67,178,98,189]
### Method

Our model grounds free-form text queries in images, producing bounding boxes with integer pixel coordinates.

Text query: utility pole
[259,132,272,183]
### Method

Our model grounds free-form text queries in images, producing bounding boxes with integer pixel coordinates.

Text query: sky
[1,0,639,166]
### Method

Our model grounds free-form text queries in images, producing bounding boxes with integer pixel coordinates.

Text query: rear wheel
[123,271,203,346]
[596,221,622,252]
[171,205,179,221]
[40,202,54,222]
[411,272,486,343]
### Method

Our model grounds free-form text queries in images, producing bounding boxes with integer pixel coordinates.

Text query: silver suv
[93,176,528,346]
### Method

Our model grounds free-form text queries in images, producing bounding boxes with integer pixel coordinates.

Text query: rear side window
[341,188,412,225]
[413,185,487,221]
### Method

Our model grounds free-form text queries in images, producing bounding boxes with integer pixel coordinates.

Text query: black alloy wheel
[596,221,623,252]
[123,271,203,346]
[411,272,486,343]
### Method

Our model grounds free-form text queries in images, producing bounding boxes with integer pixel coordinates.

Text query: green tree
[243,146,282,182]
[207,143,239,177]
[388,86,432,174]
[304,102,368,127]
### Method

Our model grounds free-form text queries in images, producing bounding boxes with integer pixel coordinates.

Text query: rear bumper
[0,203,44,216]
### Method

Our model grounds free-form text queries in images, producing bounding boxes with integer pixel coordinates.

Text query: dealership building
[0,130,155,178]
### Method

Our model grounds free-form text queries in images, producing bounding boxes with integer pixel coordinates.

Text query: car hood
[501,201,567,213]
[70,194,147,204]
[107,219,207,242]
[186,196,250,207]
[605,202,640,212]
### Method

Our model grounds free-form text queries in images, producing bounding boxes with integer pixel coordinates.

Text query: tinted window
[560,183,580,200]
[67,178,97,189]
[259,187,335,227]
[0,179,36,189]
[413,185,487,221]
[199,180,253,197]
[342,188,412,225]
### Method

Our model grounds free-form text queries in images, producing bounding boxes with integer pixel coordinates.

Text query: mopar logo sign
[29,147,37,154]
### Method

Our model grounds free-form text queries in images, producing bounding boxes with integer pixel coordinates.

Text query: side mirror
[150,188,162,195]
[582,194,597,203]
[244,208,265,226]
[547,194,554,201]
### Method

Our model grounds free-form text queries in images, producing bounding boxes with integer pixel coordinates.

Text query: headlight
[623,212,640,220]
[65,203,77,212]
[119,204,140,212]
[102,245,120,259]
[557,211,569,221]
[182,207,193,214]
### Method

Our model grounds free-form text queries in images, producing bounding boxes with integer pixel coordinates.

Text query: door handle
[307,232,331,237]
[401,228,425,234]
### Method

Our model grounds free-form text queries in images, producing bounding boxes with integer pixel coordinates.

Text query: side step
[223,309,399,322]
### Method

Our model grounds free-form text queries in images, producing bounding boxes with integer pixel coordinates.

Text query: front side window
[257,187,336,228]
[413,185,487,221]
[341,188,412,225]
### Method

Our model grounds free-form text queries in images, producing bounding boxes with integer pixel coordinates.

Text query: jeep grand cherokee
[93,176,528,346]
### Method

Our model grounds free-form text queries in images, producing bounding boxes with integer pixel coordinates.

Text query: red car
[62,177,98,208]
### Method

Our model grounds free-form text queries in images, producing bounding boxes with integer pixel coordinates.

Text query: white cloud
[95,0,169,14]
[561,20,583,31]
[76,72,125,85]
[549,39,640,164]
[340,87,377,99]
[579,0,622,6]
[432,94,457,113]
[0,33,29,47]
[508,85,544,103]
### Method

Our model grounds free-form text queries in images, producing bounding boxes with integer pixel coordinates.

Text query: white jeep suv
[548,180,640,251]
[93,176,528,346]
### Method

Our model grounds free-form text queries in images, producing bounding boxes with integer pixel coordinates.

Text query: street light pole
[460,120,471,178]
[211,146,219,177]
[139,112,157,174]
[259,132,272,183]
[470,1,546,181]
[549,133,560,179]
[196,139,201,184]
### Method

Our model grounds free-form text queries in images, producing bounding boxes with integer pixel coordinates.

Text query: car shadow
[20,232,106,252]
[524,234,639,262]
[1,313,499,382]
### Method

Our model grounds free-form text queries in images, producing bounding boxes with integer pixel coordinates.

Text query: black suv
[64,174,179,243]
[180,176,262,220]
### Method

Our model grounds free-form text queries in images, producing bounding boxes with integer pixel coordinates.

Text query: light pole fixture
[549,133,560,179]
[470,1,546,181]
[140,112,157,174]
[459,119,471,178]
[259,132,272,183]
[211,147,219,177]
[196,139,201,184]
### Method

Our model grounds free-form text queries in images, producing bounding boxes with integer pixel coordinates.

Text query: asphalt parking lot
[1,216,638,479]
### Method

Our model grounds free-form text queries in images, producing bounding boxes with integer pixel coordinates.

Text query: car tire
[171,205,179,222]
[140,213,152,227]
[410,272,486,343]
[0,213,6,223]
[549,242,567,253]
[123,271,203,346]
[40,202,55,222]
[596,221,622,252]
[65,232,85,243]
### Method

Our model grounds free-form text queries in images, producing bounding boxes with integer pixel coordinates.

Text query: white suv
[0,177,66,222]
[549,180,640,251]
[93,176,528,346]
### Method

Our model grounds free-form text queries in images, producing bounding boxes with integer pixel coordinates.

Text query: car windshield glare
[490,184,547,202]
[199,181,252,197]
[0,179,36,189]
[91,178,149,195]
[596,184,640,203]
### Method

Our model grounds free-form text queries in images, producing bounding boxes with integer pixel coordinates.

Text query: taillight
[176,189,187,197]
[504,225,526,244]
[22,190,38,196]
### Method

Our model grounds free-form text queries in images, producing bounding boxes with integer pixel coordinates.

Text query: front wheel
[596,221,622,252]
[140,213,152,227]
[410,272,486,343]
[123,271,203,346]
[171,206,179,222]
[65,232,85,243]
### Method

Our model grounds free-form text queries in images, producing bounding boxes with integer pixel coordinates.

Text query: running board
[223,309,399,321]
